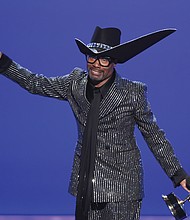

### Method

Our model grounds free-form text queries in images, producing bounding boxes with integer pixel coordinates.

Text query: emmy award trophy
[162,177,190,220]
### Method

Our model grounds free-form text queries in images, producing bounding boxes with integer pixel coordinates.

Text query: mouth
[90,68,103,76]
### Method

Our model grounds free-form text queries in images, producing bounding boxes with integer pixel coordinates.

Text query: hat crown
[90,26,121,47]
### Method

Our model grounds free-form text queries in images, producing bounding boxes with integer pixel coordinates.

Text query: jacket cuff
[170,167,188,187]
[0,53,12,73]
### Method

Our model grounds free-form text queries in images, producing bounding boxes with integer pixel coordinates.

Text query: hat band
[87,42,113,50]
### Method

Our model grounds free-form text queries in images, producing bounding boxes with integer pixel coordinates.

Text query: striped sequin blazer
[1,61,183,203]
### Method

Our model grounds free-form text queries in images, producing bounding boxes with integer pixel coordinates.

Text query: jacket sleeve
[0,54,12,72]
[0,53,81,101]
[134,83,188,187]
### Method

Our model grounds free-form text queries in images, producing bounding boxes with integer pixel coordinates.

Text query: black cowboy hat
[75,26,176,63]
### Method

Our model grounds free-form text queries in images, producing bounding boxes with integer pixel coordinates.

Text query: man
[0,26,190,220]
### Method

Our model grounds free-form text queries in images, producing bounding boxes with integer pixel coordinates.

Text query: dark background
[0,0,190,216]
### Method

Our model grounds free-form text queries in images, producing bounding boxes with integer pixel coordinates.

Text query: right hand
[180,178,190,193]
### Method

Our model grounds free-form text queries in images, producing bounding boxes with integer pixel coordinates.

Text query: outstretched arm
[0,52,80,101]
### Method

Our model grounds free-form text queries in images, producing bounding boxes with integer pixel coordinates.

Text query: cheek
[87,63,91,70]
[105,66,114,76]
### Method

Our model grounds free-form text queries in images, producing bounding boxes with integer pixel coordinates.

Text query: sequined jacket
[1,61,183,202]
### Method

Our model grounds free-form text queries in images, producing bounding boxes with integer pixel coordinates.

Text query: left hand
[180,179,190,193]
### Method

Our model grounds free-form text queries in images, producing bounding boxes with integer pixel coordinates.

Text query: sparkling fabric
[87,42,113,50]
[1,61,184,205]
[88,200,142,220]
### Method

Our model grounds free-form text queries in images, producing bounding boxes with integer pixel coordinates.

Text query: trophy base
[162,193,187,220]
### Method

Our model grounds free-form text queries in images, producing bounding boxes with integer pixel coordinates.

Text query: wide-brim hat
[75,26,176,63]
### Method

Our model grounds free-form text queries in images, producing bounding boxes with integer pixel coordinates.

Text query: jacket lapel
[99,73,128,119]
[72,72,128,119]
[72,75,90,117]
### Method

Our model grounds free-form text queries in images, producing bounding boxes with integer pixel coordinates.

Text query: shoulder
[69,67,87,81]
[61,67,87,84]
[72,67,87,76]
[119,78,150,110]
[117,74,147,93]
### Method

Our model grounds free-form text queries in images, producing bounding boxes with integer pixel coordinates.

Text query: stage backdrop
[0,0,190,216]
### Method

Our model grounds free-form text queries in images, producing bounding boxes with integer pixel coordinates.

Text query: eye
[99,57,109,63]
[101,58,108,62]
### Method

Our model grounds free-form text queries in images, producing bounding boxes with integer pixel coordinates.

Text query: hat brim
[75,28,176,63]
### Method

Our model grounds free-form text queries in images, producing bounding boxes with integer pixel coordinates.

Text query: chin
[89,73,102,81]
[88,76,102,85]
